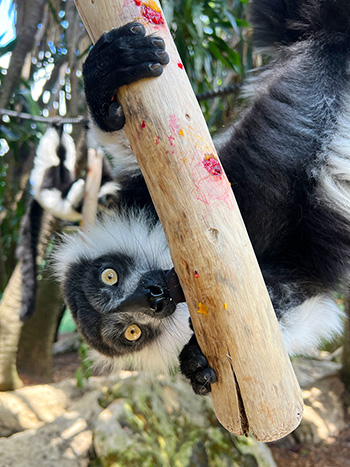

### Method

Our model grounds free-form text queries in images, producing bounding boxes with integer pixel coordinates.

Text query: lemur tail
[251,0,350,49]
[17,198,43,321]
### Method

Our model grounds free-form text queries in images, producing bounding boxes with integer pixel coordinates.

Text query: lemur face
[53,210,192,372]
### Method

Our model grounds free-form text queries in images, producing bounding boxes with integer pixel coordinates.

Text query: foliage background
[0,0,250,293]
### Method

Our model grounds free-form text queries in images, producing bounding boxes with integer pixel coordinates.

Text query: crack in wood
[227,349,249,436]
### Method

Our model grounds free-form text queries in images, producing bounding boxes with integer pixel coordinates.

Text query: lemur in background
[53,0,350,395]
[18,126,120,321]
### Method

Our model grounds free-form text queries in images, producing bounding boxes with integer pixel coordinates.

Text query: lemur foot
[83,22,169,132]
[179,334,217,396]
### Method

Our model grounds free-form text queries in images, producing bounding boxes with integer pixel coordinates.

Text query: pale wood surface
[82,147,103,227]
[74,0,303,440]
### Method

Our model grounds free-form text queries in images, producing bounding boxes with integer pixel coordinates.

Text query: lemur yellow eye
[101,268,118,285]
[125,324,142,341]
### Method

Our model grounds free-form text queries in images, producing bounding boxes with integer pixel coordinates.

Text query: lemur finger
[115,62,165,85]
[93,23,146,50]
[191,367,217,395]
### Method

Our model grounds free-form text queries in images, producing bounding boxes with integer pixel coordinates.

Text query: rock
[0,376,112,437]
[293,374,346,444]
[0,381,80,436]
[52,333,80,355]
[0,411,92,467]
[93,374,276,467]
[271,358,346,445]
[0,377,110,466]
[292,357,342,388]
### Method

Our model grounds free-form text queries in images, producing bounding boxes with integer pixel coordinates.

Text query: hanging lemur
[51,0,350,395]
[18,126,120,321]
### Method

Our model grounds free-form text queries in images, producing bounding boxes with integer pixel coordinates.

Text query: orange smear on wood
[198,302,208,316]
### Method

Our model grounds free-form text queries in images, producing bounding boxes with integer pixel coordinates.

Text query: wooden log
[74,0,303,441]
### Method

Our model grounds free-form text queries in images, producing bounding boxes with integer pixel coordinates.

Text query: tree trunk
[0,0,47,108]
[0,263,24,390]
[17,269,62,383]
[0,212,60,390]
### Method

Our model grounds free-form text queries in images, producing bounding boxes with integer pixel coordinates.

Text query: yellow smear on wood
[178,129,184,136]
[224,303,228,309]
[143,0,161,12]
[198,302,208,316]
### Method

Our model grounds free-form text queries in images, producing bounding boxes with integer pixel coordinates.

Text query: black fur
[16,198,43,321]
[71,0,350,393]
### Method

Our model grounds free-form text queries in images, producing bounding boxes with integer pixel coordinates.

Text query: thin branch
[0,109,88,125]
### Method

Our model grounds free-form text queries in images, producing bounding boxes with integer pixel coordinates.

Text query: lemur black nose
[146,285,167,312]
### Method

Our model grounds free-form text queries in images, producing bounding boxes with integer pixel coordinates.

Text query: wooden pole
[74,0,303,441]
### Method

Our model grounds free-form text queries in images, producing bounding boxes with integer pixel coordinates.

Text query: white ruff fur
[91,303,192,374]
[90,123,139,176]
[53,209,172,281]
[279,294,344,356]
[318,91,350,218]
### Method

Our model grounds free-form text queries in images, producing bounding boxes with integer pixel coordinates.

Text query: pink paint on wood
[203,156,222,176]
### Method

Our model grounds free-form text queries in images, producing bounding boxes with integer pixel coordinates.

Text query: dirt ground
[269,427,350,467]
[18,352,350,467]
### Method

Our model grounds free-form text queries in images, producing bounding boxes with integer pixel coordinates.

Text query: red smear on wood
[178,62,183,69]
[194,271,199,278]
[130,145,133,151]
[155,136,160,145]
[141,120,146,128]
[134,1,164,24]
[203,155,222,176]
[142,5,164,24]
[168,135,175,146]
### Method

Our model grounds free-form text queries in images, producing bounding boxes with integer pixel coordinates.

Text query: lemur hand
[179,328,217,395]
[83,22,170,132]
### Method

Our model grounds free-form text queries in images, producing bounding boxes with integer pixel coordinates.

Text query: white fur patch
[89,123,139,176]
[279,295,344,356]
[98,180,120,199]
[31,128,76,192]
[318,92,350,218]
[38,188,82,221]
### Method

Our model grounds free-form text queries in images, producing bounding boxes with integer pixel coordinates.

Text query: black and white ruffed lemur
[17,126,120,321]
[53,0,350,395]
